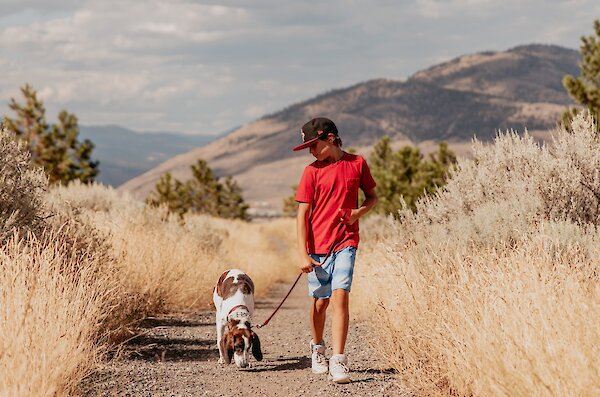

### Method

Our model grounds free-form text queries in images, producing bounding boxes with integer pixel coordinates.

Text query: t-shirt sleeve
[295,166,315,203]
[360,157,377,191]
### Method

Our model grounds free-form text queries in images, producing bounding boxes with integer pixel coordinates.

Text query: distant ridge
[119,44,580,211]
[79,125,223,186]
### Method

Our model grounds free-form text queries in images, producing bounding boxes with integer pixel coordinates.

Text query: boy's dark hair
[331,135,342,147]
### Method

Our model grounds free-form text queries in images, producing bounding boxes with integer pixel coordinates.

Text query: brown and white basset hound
[212,269,263,368]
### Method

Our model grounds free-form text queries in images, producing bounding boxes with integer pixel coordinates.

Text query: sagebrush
[354,112,600,396]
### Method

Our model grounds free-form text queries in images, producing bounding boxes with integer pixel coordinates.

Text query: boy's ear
[327,133,336,143]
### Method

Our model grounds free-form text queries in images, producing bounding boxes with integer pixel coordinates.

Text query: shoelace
[332,361,349,373]
[314,351,327,365]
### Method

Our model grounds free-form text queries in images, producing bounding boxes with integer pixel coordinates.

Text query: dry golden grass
[0,232,115,396]
[0,127,118,395]
[47,182,297,312]
[1,122,296,396]
[356,228,600,396]
[105,210,297,312]
[353,113,600,396]
[1,183,296,395]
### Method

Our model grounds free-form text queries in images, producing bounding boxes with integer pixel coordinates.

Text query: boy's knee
[313,298,329,312]
[331,289,349,309]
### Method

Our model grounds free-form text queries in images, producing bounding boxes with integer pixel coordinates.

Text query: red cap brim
[292,137,319,151]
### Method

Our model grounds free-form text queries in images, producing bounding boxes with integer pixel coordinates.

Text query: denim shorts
[308,246,357,299]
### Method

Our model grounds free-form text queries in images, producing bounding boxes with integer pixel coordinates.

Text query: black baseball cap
[292,117,339,151]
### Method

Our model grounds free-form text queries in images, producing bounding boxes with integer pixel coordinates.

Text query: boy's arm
[345,187,378,225]
[297,202,320,273]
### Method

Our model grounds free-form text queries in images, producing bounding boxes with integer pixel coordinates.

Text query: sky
[0,0,598,135]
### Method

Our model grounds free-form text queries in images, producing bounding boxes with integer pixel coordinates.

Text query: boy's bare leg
[331,289,350,354]
[311,298,329,343]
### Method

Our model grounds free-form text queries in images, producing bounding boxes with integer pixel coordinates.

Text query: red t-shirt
[295,152,377,254]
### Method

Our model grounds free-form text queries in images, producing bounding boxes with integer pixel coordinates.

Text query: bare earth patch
[84,280,403,396]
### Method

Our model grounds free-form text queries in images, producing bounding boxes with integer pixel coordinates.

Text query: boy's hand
[339,208,360,225]
[300,253,321,273]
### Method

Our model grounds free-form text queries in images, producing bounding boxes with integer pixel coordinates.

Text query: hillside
[119,44,580,212]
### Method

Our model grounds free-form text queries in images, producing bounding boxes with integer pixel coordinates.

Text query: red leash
[255,272,303,328]
[255,214,349,329]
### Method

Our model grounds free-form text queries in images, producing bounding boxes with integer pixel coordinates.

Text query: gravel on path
[84,278,404,397]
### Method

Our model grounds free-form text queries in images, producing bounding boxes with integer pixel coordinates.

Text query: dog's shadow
[125,334,219,362]
[244,356,311,372]
[138,316,215,328]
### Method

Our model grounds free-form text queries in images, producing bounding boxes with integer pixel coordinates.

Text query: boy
[293,117,378,383]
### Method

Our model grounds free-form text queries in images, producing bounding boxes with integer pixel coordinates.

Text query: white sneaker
[310,340,328,374]
[328,354,351,383]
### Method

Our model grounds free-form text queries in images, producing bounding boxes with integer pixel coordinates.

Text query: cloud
[0,2,250,59]
[414,0,495,18]
[0,0,598,134]
[0,0,81,16]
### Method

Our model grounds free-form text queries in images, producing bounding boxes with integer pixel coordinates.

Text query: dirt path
[85,279,403,396]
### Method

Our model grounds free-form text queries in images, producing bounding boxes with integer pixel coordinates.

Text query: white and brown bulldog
[213,269,263,368]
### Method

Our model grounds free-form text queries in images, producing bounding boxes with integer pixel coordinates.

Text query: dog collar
[228,305,249,318]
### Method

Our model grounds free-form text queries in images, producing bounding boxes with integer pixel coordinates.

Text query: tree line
[146,160,249,221]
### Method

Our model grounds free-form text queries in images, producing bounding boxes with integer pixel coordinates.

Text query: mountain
[119,44,580,212]
[79,125,226,186]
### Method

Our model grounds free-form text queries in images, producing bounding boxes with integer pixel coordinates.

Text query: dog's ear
[220,333,233,365]
[227,343,234,364]
[251,331,263,361]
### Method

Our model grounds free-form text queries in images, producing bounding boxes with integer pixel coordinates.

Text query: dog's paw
[218,357,225,365]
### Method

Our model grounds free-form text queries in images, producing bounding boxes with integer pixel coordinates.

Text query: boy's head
[292,117,342,152]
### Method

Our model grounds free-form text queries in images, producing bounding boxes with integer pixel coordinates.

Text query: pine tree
[187,159,220,215]
[370,137,456,215]
[562,19,600,131]
[282,185,299,217]
[3,84,98,184]
[147,159,249,221]
[146,172,190,218]
[217,176,250,221]
[419,141,457,197]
